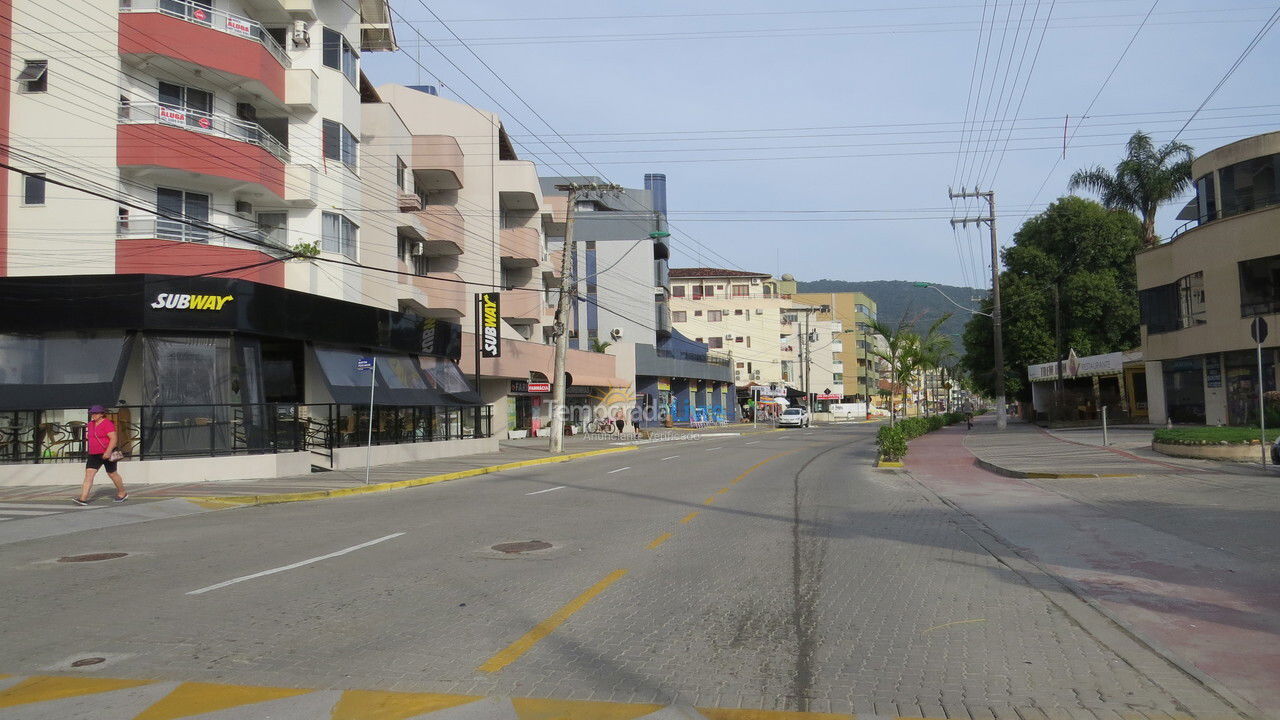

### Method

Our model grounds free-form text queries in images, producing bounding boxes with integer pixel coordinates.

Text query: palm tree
[867,314,916,427]
[912,315,953,416]
[588,338,612,353]
[1068,130,1193,248]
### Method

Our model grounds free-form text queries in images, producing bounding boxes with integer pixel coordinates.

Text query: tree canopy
[960,196,1143,399]
[1068,131,1193,247]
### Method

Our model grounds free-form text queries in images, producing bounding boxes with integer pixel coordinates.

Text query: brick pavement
[964,418,1212,477]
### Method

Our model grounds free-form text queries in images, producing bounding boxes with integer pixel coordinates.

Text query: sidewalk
[0,424,766,505]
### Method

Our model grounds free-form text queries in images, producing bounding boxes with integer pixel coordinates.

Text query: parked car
[777,407,811,428]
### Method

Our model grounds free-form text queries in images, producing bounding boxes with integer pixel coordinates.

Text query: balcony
[543,249,564,287]
[402,271,467,318]
[500,226,540,268]
[284,164,319,207]
[398,192,423,212]
[119,0,288,102]
[115,215,286,286]
[411,135,464,190]
[118,213,288,252]
[416,204,464,255]
[500,289,543,325]
[496,160,540,210]
[118,102,287,198]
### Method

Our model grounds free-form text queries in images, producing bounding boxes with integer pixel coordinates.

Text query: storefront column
[1144,361,1167,425]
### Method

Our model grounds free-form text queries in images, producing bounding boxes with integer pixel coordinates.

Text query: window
[671,284,685,298]
[694,310,702,317]
[157,81,213,132]
[155,187,209,242]
[396,156,407,191]
[708,310,723,322]
[703,285,715,297]
[672,311,687,322]
[736,362,745,369]
[17,60,47,93]
[732,284,748,297]
[707,337,723,349]
[22,173,45,205]
[695,337,703,343]
[734,309,743,315]
[1239,254,1280,316]
[1139,272,1205,333]
[1195,173,1216,223]
[322,212,358,260]
[1218,153,1279,218]
[322,119,358,170]
[322,28,358,85]
[735,336,744,343]
[257,212,287,246]
[746,337,751,348]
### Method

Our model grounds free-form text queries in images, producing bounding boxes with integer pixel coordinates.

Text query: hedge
[876,412,967,462]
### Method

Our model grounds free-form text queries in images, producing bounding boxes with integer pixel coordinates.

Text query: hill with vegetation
[794,279,982,344]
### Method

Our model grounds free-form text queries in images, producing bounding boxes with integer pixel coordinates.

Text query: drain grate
[491,540,552,554]
[71,657,106,667]
[58,552,128,563]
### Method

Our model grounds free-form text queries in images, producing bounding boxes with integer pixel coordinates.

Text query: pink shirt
[87,418,116,455]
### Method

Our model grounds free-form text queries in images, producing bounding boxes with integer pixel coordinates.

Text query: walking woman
[74,405,127,505]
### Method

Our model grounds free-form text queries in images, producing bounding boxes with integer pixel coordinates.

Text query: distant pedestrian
[613,408,626,435]
[74,405,127,505]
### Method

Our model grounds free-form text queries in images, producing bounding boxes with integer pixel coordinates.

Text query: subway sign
[479,292,501,358]
[149,293,234,311]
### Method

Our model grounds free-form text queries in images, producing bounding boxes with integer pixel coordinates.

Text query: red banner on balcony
[225,17,253,36]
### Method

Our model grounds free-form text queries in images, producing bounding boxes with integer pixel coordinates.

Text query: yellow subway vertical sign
[480,292,501,358]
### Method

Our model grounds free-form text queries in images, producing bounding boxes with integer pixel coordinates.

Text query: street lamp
[912,282,991,317]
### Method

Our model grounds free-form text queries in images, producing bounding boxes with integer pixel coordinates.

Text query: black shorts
[86,454,118,473]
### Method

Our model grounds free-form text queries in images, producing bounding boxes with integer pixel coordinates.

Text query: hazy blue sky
[363,1,1280,289]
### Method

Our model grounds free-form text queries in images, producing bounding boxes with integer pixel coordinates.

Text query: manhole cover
[491,540,552,554]
[71,657,106,667]
[58,553,128,563]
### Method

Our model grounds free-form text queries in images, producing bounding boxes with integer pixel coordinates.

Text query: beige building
[1137,130,1280,425]
[793,291,879,400]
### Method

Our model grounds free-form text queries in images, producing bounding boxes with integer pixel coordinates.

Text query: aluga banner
[479,292,501,358]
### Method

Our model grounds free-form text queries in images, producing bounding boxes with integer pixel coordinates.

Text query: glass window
[671,311,687,322]
[322,28,358,85]
[155,187,209,242]
[1219,153,1280,218]
[322,211,358,260]
[732,284,748,297]
[396,156,406,191]
[1177,272,1206,327]
[708,310,723,322]
[671,285,685,297]
[322,119,358,169]
[17,59,47,93]
[1195,173,1216,223]
[1239,254,1280,317]
[22,173,45,205]
[707,337,723,349]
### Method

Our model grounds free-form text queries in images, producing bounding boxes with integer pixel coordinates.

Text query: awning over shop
[311,346,479,407]
[0,332,134,410]
[1027,350,1142,382]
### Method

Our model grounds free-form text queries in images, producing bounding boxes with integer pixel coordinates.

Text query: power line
[1170,6,1280,142]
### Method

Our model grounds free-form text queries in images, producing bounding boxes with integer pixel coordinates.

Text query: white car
[777,407,811,428]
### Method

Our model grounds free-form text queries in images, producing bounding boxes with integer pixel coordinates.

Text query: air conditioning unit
[752,371,762,380]
[724,334,734,340]
[292,20,310,48]
[754,309,764,315]
[234,200,253,216]
[409,241,425,256]
[609,327,623,340]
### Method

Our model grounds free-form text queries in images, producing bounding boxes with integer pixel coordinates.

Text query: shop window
[1239,253,1280,316]
[321,211,358,260]
[322,28,359,86]
[17,59,47,93]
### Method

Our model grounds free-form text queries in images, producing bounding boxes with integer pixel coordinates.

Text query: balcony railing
[1166,191,1280,243]
[118,214,288,252]
[120,101,290,163]
[119,0,290,69]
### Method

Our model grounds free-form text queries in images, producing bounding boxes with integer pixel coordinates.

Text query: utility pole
[949,187,1006,430]
[863,326,872,420]
[803,311,811,409]
[549,182,621,453]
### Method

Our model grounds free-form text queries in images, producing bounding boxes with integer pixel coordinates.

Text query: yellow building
[792,291,879,400]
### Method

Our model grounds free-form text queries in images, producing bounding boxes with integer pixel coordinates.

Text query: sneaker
[71,497,89,506]
[113,494,128,503]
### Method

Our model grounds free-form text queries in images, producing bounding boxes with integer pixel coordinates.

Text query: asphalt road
[0,424,1244,718]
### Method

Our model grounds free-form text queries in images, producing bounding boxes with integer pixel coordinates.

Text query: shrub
[877,425,907,461]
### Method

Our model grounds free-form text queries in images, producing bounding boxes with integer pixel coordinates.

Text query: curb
[973,458,1135,479]
[185,446,640,507]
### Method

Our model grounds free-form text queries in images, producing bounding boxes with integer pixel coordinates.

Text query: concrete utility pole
[549,182,621,453]
[949,187,1006,430]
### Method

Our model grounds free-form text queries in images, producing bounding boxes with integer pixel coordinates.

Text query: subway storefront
[0,275,489,476]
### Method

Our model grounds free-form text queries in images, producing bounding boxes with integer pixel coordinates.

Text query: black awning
[311,346,478,407]
[0,333,134,411]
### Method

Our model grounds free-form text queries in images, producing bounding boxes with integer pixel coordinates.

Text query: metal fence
[0,404,493,465]
[119,101,291,163]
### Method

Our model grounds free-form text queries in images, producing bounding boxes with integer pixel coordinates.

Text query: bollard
[1101,405,1109,447]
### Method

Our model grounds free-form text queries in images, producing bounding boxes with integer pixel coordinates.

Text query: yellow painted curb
[184,446,639,507]
[874,459,904,469]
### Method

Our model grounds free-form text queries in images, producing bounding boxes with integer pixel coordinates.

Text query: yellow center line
[702,496,716,505]
[715,487,729,495]
[730,450,795,484]
[646,532,673,550]
[680,511,699,524]
[477,568,628,673]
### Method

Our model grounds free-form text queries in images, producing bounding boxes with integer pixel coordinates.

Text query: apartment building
[1137,130,1280,425]
[792,291,879,400]
[541,176,736,426]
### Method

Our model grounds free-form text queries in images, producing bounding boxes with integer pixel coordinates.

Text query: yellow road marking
[921,618,987,634]
[646,532,673,550]
[511,696,663,719]
[716,487,729,494]
[0,676,154,709]
[703,496,717,505]
[698,708,851,719]
[330,689,480,719]
[134,681,311,720]
[730,451,795,484]
[680,511,699,524]
[477,568,629,673]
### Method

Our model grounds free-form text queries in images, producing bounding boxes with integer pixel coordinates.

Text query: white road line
[186,533,405,596]
[704,446,723,451]
[661,456,679,461]
[744,441,760,445]
[607,467,631,474]
[525,486,566,496]
[0,509,62,516]
[0,502,84,510]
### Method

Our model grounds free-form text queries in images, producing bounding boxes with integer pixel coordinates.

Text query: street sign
[356,356,374,371]
[527,382,551,393]
[1251,316,1268,344]
[479,292,501,358]
[816,393,842,400]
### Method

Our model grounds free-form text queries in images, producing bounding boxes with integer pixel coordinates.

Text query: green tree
[960,196,1143,400]
[867,314,917,427]
[588,339,612,353]
[1068,131,1193,248]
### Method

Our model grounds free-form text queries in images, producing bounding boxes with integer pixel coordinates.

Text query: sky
[362,0,1280,289]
